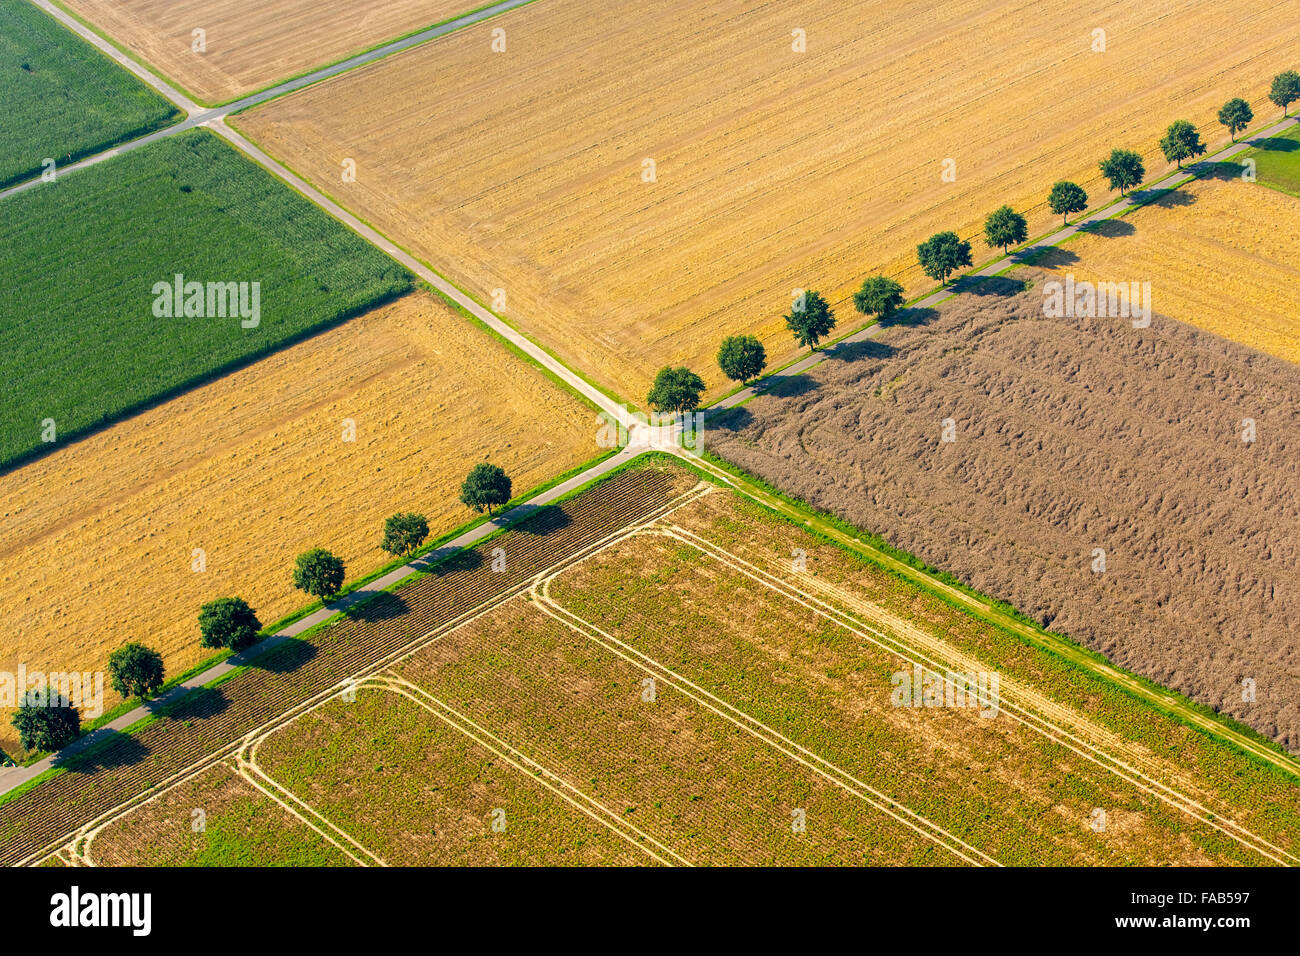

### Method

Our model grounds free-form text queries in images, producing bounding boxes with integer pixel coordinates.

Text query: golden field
[235,0,1300,403]
[58,0,477,103]
[1034,178,1300,363]
[0,292,596,756]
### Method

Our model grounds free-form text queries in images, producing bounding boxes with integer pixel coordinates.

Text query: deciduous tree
[293,548,345,602]
[1099,148,1145,196]
[1048,181,1088,225]
[1159,120,1206,169]
[784,290,837,350]
[983,206,1029,254]
[1217,98,1253,141]
[852,275,905,320]
[381,512,430,557]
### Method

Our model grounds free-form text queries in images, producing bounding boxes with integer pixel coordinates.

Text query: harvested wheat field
[235,0,1300,403]
[707,274,1300,753]
[0,291,596,756]
[1034,177,1300,364]
[59,0,480,103]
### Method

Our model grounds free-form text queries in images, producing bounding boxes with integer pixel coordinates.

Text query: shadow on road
[1254,135,1299,152]
[949,275,1027,298]
[1077,218,1137,238]
[834,339,897,363]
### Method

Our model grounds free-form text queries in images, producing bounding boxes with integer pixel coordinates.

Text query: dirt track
[707,275,1300,752]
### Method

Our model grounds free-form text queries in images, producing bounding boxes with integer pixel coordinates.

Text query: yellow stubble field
[1034,177,1300,363]
[58,0,481,103]
[234,0,1300,403]
[0,292,597,756]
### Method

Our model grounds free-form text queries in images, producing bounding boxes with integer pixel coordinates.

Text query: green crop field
[0,0,181,189]
[0,128,413,469]
[1250,125,1300,198]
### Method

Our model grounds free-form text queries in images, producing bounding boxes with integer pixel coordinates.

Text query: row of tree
[11,462,519,753]
[643,73,1300,411]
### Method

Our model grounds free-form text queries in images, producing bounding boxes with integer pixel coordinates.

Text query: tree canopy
[646,366,707,413]
[107,642,165,700]
[293,548,346,602]
[381,512,430,557]
[852,275,905,320]
[1099,148,1145,195]
[1270,71,1300,117]
[1158,120,1206,169]
[12,693,80,753]
[1048,181,1088,225]
[1217,98,1253,141]
[983,206,1028,254]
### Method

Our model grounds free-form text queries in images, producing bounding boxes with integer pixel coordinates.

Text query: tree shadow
[1198,160,1251,181]
[241,636,317,673]
[1253,135,1299,152]
[1128,185,1196,208]
[948,275,1028,297]
[1021,246,1078,269]
[511,504,573,537]
[160,686,230,722]
[877,305,941,328]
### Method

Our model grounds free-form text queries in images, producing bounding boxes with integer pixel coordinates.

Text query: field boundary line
[366,677,686,866]
[529,577,997,867]
[655,524,1294,866]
